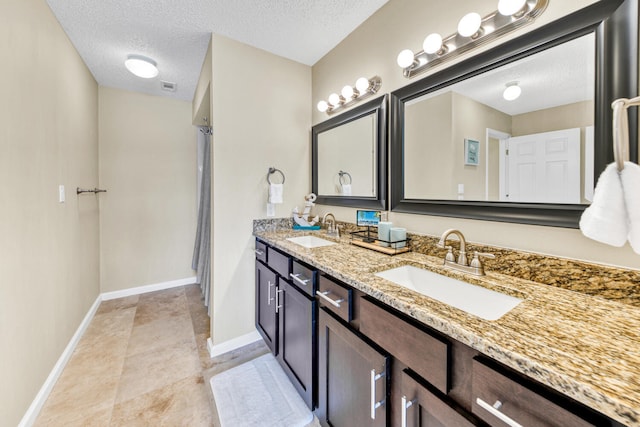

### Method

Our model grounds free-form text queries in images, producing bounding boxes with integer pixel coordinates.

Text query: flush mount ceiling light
[125,54,159,79]
[396,0,548,78]
[503,82,522,101]
[317,76,382,114]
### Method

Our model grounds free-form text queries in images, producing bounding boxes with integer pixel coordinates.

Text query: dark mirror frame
[313,94,388,209]
[390,0,638,228]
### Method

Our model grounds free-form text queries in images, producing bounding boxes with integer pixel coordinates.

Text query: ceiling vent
[160,81,177,92]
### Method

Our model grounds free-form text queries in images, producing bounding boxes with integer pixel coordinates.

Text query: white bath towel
[621,161,640,254]
[268,183,283,204]
[579,163,628,247]
[341,184,352,196]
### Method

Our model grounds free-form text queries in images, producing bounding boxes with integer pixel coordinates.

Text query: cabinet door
[317,308,389,427]
[255,260,278,354]
[278,280,316,410]
[399,369,479,427]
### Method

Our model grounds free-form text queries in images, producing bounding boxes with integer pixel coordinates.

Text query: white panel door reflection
[505,128,581,203]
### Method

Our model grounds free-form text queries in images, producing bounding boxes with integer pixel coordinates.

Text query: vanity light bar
[317,76,382,114]
[397,0,548,78]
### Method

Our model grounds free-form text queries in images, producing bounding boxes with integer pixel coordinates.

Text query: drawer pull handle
[476,398,523,427]
[275,289,284,313]
[255,249,265,256]
[316,290,344,308]
[370,369,385,419]
[401,396,416,427]
[290,273,310,286]
[267,281,275,305]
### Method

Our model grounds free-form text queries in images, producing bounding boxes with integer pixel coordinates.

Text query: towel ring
[338,170,352,185]
[267,167,285,184]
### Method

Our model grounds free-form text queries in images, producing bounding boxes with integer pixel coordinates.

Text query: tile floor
[34,285,269,426]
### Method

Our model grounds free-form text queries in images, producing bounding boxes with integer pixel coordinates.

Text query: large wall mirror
[313,94,387,209]
[390,0,638,227]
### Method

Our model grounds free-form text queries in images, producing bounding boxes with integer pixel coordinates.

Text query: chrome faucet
[437,228,494,276]
[322,212,339,238]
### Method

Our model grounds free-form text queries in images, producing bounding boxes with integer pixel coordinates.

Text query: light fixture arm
[318,76,382,115]
[399,0,548,78]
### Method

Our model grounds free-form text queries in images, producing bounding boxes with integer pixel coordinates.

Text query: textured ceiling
[46,0,389,101]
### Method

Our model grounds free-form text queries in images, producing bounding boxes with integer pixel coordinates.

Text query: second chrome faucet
[437,228,494,276]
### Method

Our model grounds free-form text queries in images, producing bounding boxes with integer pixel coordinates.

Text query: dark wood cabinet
[277,279,316,409]
[255,259,278,354]
[255,239,623,427]
[399,368,480,427]
[317,307,389,427]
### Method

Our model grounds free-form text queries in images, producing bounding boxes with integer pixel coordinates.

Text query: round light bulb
[355,77,370,94]
[498,0,527,16]
[397,49,415,68]
[125,54,159,79]
[503,83,521,101]
[328,93,341,107]
[457,12,482,37]
[341,85,354,99]
[423,33,443,55]
[317,100,329,112]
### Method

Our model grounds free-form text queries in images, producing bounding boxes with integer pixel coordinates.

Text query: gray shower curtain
[193,129,211,314]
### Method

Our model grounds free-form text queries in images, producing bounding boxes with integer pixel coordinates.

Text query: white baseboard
[101,276,197,301]
[18,295,102,427]
[20,276,199,426]
[208,330,262,358]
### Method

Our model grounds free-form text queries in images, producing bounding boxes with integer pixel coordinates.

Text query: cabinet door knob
[476,398,523,427]
[290,273,310,286]
[316,290,344,308]
[255,249,265,256]
[275,289,284,313]
[370,369,385,420]
[401,395,416,427]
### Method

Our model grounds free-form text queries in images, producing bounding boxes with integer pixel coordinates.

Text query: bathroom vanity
[254,228,638,427]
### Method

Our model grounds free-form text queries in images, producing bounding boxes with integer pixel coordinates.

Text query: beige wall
[99,87,197,292]
[0,1,99,425]
[312,0,640,269]
[404,92,453,199]
[210,34,311,345]
[193,40,212,126]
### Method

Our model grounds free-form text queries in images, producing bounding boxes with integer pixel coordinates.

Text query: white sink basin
[286,235,336,249]
[375,265,522,321]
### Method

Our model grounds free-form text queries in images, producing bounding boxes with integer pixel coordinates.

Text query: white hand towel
[621,161,640,254]
[579,163,628,247]
[341,184,352,196]
[269,183,283,204]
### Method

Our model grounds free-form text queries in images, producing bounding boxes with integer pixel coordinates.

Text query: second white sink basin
[286,235,336,249]
[375,265,522,321]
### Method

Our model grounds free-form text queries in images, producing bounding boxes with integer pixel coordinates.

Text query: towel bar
[77,187,107,195]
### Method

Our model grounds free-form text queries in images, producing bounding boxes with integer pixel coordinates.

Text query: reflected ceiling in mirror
[312,94,387,210]
[404,33,595,205]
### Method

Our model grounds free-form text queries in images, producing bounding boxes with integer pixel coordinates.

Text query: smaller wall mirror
[313,95,387,209]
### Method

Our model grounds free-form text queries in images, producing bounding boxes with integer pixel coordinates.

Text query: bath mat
[210,353,314,427]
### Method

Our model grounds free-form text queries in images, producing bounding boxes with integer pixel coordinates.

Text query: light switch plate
[266,203,275,217]
[58,185,65,203]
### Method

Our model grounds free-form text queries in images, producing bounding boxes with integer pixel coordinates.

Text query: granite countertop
[254,229,640,427]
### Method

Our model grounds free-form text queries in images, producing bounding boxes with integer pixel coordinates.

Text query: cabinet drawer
[360,296,450,394]
[255,240,267,263]
[401,369,476,427]
[267,246,290,278]
[317,275,352,322]
[472,358,595,427]
[290,260,317,297]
